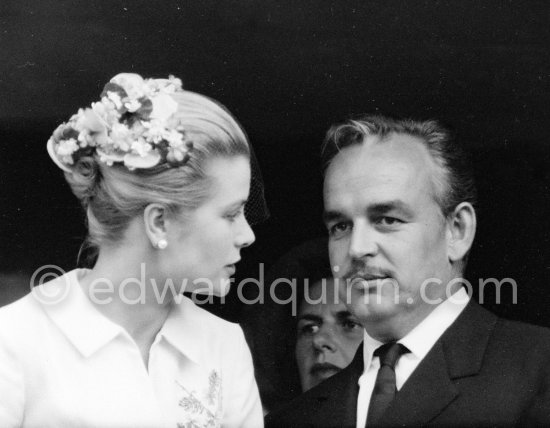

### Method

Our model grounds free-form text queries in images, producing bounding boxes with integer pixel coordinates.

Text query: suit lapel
[379,301,498,426]
[380,341,458,426]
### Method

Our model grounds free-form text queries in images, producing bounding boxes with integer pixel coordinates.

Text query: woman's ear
[446,202,477,263]
[143,204,168,249]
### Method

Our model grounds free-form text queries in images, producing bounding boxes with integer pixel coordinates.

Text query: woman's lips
[310,362,342,378]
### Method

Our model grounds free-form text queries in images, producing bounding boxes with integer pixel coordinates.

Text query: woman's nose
[236,216,255,248]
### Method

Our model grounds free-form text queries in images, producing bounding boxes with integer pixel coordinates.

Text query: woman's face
[165,155,255,296]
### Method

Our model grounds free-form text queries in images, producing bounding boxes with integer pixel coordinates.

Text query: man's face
[323,134,453,340]
[295,278,364,392]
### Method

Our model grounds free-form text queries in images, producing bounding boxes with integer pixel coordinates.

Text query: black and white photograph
[1,1,549,426]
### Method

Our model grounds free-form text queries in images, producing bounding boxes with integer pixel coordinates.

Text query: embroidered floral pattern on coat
[176,370,222,428]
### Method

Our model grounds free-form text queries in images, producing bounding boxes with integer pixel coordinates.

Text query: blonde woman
[0,73,265,427]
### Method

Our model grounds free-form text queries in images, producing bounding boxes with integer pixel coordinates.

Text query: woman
[0,73,265,427]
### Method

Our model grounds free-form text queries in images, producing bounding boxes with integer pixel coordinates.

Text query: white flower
[150,75,183,94]
[77,130,91,147]
[57,138,79,157]
[92,100,120,126]
[110,123,133,152]
[166,129,185,147]
[47,137,73,172]
[48,74,190,172]
[75,108,109,147]
[106,91,123,110]
[131,139,153,157]
[142,119,167,143]
[124,98,142,112]
[110,73,147,99]
[167,75,183,91]
[166,131,189,163]
[150,92,178,121]
[167,148,185,163]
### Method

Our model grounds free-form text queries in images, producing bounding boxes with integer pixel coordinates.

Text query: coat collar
[294,301,497,427]
[157,294,204,364]
[379,301,498,426]
[37,269,204,363]
[36,269,123,357]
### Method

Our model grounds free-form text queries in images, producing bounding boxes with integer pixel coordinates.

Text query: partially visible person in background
[243,238,363,413]
[296,276,363,392]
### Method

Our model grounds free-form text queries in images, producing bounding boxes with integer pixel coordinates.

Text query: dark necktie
[366,342,410,426]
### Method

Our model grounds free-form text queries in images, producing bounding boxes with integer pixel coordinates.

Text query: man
[296,277,363,392]
[266,115,550,427]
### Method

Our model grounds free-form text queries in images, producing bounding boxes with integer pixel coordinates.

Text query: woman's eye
[225,209,243,221]
[298,323,320,336]
[342,319,362,332]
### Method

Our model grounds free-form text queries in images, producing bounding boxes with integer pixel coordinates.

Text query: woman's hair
[65,90,250,249]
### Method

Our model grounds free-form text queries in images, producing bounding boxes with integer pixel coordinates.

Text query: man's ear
[143,204,168,249]
[446,202,477,263]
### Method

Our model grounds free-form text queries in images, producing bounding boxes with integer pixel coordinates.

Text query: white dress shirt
[0,269,263,428]
[356,288,470,428]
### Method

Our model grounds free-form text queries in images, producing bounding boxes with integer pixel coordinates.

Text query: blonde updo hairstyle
[65,90,251,250]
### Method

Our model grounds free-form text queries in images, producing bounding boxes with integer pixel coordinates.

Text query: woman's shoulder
[0,292,45,353]
[0,270,77,341]
[0,290,41,325]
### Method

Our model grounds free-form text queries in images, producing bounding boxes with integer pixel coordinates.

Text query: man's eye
[376,216,403,227]
[328,221,351,238]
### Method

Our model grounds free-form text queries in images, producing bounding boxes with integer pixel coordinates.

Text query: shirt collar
[37,270,205,364]
[156,295,204,364]
[362,330,384,372]
[35,269,123,357]
[363,287,470,367]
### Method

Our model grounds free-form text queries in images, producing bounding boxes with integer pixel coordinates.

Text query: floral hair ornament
[47,73,194,172]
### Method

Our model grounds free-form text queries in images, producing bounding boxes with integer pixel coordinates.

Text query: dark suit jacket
[265,302,550,427]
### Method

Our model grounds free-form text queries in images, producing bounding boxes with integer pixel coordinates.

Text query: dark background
[0,0,549,328]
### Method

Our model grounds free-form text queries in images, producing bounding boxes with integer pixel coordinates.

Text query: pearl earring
[156,239,168,250]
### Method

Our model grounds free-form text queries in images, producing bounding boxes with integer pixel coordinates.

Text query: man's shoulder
[491,315,550,357]
[448,301,550,360]
[449,300,550,340]
[495,315,550,336]
[444,302,550,385]
[466,301,550,346]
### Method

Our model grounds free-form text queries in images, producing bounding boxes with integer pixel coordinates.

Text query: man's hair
[321,115,477,216]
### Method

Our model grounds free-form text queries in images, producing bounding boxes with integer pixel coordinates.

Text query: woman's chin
[188,275,232,297]
[212,277,232,297]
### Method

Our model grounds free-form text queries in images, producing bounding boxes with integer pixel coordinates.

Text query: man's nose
[349,220,378,260]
